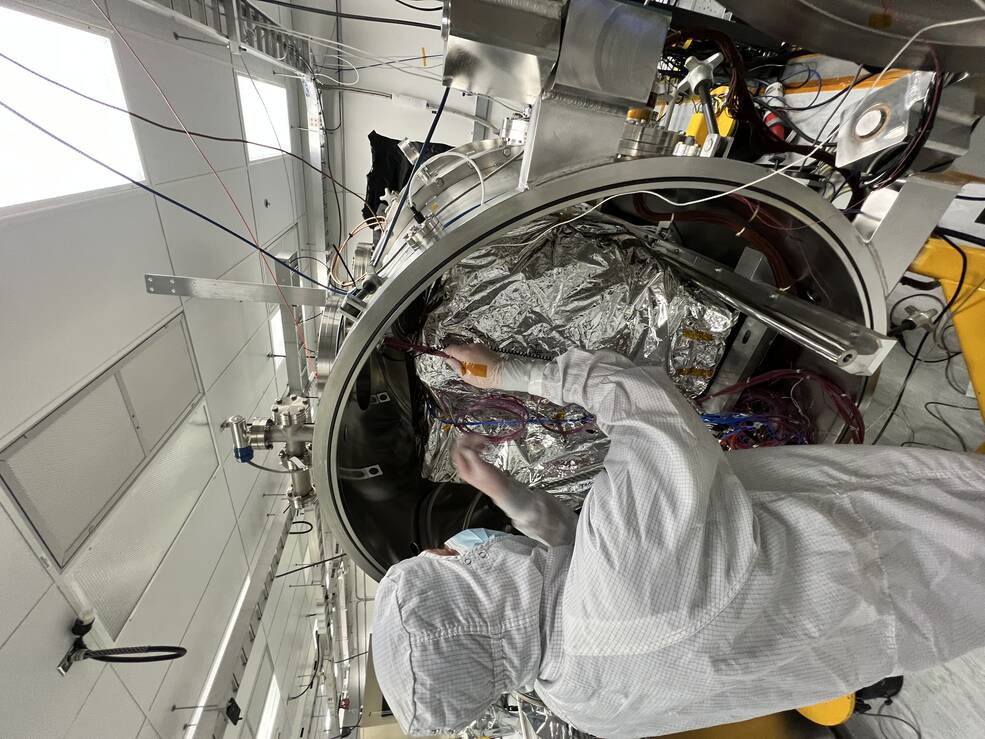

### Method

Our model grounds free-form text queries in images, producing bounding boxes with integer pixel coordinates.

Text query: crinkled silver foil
[415,213,734,492]
[465,695,596,739]
[462,703,522,739]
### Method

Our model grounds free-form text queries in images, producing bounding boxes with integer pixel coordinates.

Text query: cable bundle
[439,395,596,444]
[704,368,865,445]
[383,336,453,360]
[700,411,809,450]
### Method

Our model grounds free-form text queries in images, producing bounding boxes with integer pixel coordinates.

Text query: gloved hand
[443,343,546,392]
[452,434,579,547]
[452,433,513,497]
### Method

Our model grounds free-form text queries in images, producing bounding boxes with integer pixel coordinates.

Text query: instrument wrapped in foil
[415,213,735,497]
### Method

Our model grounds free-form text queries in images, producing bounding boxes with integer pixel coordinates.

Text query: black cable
[83,645,187,664]
[899,332,959,363]
[945,329,968,395]
[856,707,922,738]
[307,56,348,263]
[392,0,443,10]
[937,226,985,250]
[375,86,450,268]
[293,254,329,269]
[275,553,347,579]
[872,233,968,444]
[462,491,484,529]
[333,650,368,664]
[754,101,832,148]
[290,520,314,535]
[766,71,877,112]
[864,63,944,190]
[955,193,985,201]
[324,723,361,739]
[0,51,367,205]
[253,0,441,29]
[925,401,977,452]
[294,251,355,283]
[288,637,320,702]
[0,97,345,296]
[900,274,939,291]
[901,440,949,450]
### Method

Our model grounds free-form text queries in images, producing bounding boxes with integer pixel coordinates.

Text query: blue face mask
[445,528,509,552]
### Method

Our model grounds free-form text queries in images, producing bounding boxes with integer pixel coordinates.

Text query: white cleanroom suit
[372,347,985,737]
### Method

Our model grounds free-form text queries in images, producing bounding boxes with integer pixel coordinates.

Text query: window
[0,6,144,209]
[237,74,291,161]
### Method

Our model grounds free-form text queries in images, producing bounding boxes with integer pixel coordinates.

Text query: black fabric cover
[362,130,452,221]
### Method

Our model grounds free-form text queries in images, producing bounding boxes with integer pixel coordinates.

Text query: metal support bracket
[702,249,777,412]
[145,274,329,306]
[854,175,964,293]
[599,215,895,375]
[654,240,895,375]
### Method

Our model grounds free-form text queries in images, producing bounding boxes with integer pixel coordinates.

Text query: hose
[290,520,314,535]
[82,645,187,664]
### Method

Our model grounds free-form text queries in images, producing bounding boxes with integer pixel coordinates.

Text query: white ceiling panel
[156,168,258,282]
[182,256,269,390]
[0,493,52,647]
[204,324,275,460]
[146,535,248,738]
[19,0,111,26]
[64,666,145,739]
[238,471,282,570]
[0,588,103,739]
[0,375,145,565]
[106,17,246,184]
[136,719,163,739]
[67,403,218,637]
[118,317,201,451]
[248,156,300,246]
[113,471,236,711]
[222,376,280,515]
[0,188,177,448]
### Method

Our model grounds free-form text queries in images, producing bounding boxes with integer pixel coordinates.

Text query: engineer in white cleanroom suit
[371,344,985,738]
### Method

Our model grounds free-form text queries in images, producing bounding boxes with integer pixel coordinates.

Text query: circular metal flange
[313,156,886,578]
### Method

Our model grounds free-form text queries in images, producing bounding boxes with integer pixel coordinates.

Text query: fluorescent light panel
[0,7,144,208]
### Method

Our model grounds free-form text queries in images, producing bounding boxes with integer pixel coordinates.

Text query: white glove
[443,343,545,392]
[452,434,578,547]
[452,432,515,496]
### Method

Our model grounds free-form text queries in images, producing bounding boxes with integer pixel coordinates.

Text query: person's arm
[444,344,756,657]
[444,344,727,519]
[452,434,577,547]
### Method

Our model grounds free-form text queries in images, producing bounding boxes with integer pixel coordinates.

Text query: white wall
[0,1,325,737]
